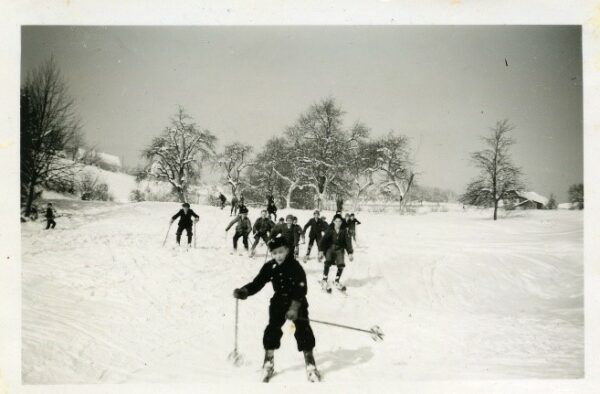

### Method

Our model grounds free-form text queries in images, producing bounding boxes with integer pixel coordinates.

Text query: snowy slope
[21,203,583,383]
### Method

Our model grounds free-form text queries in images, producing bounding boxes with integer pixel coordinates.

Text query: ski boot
[262,350,275,382]
[333,280,347,292]
[319,279,332,293]
[304,351,321,382]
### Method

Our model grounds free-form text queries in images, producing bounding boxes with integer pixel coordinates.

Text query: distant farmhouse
[513,191,549,210]
[77,148,122,171]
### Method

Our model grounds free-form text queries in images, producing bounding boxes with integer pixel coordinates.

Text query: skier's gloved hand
[286,300,301,321]
[349,254,354,262]
[233,287,249,300]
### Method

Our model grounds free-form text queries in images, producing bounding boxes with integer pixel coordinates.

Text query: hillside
[21,201,583,383]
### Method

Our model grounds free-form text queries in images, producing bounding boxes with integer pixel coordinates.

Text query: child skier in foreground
[233,234,321,382]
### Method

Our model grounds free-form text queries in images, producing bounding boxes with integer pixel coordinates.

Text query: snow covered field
[21,201,583,383]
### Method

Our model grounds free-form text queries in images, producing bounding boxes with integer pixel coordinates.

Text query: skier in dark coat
[292,216,303,259]
[250,210,275,257]
[219,193,227,210]
[302,210,325,260]
[45,202,56,230]
[233,234,320,382]
[329,210,347,230]
[171,203,200,246]
[347,213,361,242]
[266,195,278,221]
[225,205,252,253]
[319,214,354,290]
[230,195,239,216]
[270,214,300,250]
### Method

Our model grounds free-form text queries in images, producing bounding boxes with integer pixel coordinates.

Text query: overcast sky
[21,26,582,201]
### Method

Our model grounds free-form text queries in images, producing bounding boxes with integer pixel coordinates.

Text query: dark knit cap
[268,234,289,251]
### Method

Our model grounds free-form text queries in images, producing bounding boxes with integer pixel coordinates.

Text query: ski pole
[193,221,198,248]
[228,299,243,366]
[162,222,173,247]
[299,318,384,341]
[233,299,238,352]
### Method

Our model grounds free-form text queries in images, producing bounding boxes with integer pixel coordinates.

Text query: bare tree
[287,98,368,209]
[260,138,312,208]
[20,57,80,216]
[64,128,86,161]
[460,119,523,220]
[143,107,216,202]
[376,132,415,211]
[217,142,253,198]
[347,139,380,211]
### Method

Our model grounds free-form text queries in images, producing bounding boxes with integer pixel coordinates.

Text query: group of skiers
[167,196,362,382]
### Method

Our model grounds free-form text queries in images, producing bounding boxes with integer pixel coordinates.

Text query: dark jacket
[303,218,325,237]
[45,207,55,219]
[219,194,227,202]
[347,218,361,231]
[270,223,300,248]
[267,201,277,213]
[242,253,308,302]
[253,217,275,235]
[226,215,252,234]
[293,224,303,243]
[319,227,354,255]
[329,219,347,230]
[172,209,199,227]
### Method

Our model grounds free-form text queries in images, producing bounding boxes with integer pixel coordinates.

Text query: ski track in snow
[21,202,583,383]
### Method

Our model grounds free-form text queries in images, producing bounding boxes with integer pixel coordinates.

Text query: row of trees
[141,98,417,210]
[21,57,582,219]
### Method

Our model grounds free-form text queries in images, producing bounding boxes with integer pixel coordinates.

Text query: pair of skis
[227,300,383,382]
[319,279,346,294]
[261,362,320,383]
[162,221,198,248]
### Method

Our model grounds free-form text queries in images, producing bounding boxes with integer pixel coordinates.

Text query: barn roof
[516,191,549,206]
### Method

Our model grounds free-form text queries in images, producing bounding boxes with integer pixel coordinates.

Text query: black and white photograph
[1,2,599,393]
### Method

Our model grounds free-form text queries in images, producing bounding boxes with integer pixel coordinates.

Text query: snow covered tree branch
[21,56,81,216]
[460,119,524,220]
[143,107,216,202]
[217,142,254,198]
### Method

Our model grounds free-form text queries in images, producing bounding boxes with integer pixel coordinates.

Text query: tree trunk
[25,177,37,217]
[352,189,361,212]
[316,192,326,210]
[493,200,498,221]
[285,189,293,209]
[176,187,186,203]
